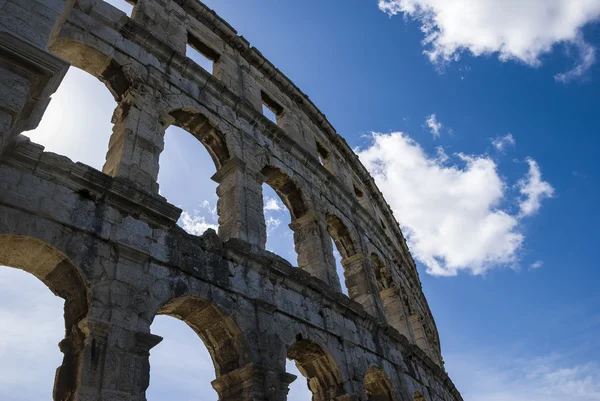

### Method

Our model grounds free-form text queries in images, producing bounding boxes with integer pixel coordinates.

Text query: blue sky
[1,0,600,400]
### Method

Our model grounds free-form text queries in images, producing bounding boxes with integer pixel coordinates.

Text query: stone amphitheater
[0,0,463,400]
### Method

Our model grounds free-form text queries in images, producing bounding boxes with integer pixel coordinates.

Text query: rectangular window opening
[187,34,220,74]
[261,91,283,124]
[105,0,135,16]
[316,141,329,166]
[353,183,364,198]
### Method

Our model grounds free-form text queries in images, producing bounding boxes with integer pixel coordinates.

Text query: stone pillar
[341,253,382,319]
[237,56,262,112]
[58,317,162,401]
[211,363,296,401]
[132,0,187,53]
[103,84,166,193]
[409,313,431,357]
[290,210,341,291]
[0,0,75,153]
[212,158,267,247]
[380,287,414,342]
[0,32,69,154]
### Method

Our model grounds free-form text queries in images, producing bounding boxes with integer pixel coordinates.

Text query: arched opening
[287,339,345,401]
[147,315,216,400]
[149,295,250,400]
[326,213,357,295]
[0,235,89,401]
[371,253,392,292]
[286,358,313,401]
[414,391,426,401]
[261,167,307,220]
[263,184,295,263]
[365,366,396,401]
[261,166,308,265]
[0,267,64,400]
[169,110,230,171]
[326,214,356,259]
[23,67,117,171]
[159,110,231,236]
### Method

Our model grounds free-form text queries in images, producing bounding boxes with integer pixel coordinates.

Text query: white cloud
[357,132,553,276]
[264,197,285,212]
[491,133,516,151]
[378,0,600,80]
[531,260,544,270]
[426,113,443,138]
[178,201,218,236]
[517,158,555,217]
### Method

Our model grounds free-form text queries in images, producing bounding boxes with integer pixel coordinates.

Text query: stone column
[132,0,187,53]
[341,253,383,319]
[211,363,296,401]
[212,158,267,247]
[0,32,68,155]
[103,84,166,193]
[409,313,431,357]
[58,317,162,401]
[380,286,414,342]
[290,209,341,291]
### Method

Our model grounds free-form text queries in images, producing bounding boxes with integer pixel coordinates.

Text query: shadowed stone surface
[0,0,462,400]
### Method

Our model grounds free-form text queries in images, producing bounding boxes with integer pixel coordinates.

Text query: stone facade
[0,0,462,400]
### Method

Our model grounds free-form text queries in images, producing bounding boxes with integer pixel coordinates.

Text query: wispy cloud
[491,133,516,151]
[555,36,597,83]
[266,216,282,234]
[530,260,544,270]
[447,351,600,401]
[517,158,555,217]
[426,113,443,138]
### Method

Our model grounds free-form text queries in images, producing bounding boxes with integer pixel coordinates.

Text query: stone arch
[156,295,250,377]
[325,213,357,259]
[287,339,346,401]
[0,234,89,400]
[371,252,392,291]
[365,366,397,401]
[261,166,307,220]
[0,234,88,334]
[168,108,231,170]
[49,33,130,101]
[414,391,426,401]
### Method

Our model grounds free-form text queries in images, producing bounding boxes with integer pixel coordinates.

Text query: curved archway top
[371,252,392,291]
[287,338,346,401]
[156,295,251,377]
[0,234,89,335]
[325,213,358,259]
[49,28,133,102]
[168,109,231,170]
[261,166,308,220]
[365,366,398,401]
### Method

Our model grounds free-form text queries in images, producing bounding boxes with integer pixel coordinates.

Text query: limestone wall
[0,0,462,400]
